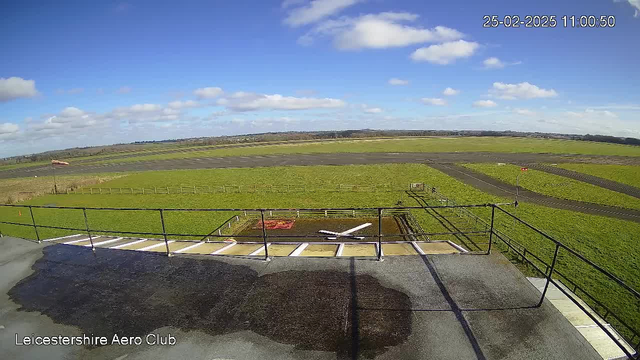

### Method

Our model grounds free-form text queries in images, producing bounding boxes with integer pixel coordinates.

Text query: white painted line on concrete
[138,241,174,252]
[289,243,309,257]
[411,241,426,255]
[174,242,205,253]
[87,237,123,247]
[43,234,82,242]
[249,243,270,256]
[111,239,147,249]
[211,242,236,255]
[63,237,90,245]
[447,241,469,253]
[336,243,345,257]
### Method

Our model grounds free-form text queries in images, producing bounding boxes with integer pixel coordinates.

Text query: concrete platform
[0,236,604,360]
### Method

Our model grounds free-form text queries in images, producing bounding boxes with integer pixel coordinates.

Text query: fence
[64,183,424,195]
[0,202,638,358]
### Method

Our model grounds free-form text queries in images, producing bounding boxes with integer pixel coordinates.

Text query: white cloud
[388,78,409,86]
[566,108,618,119]
[219,92,346,111]
[617,0,640,17]
[473,100,498,108]
[421,98,447,106]
[482,57,522,69]
[483,57,505,69]
[490,82,558,100]
[361,104,383,113]
[301,12,464,50]
[282,0,305,9]
[443,87,460,96]
[168,100,200,109]
[194,87,224,99]
[0,77,39,102]
[0,123,20,140]
[514,108,535,116]
[117,86,132,94]
[410,40,480,65]
[284,0,360,27]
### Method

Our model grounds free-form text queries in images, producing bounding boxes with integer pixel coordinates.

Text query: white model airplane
[318,223,372,240]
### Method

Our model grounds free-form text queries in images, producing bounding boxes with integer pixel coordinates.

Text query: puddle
[9,244,411,358]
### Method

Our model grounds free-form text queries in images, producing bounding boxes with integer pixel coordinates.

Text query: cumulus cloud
[219,92,346,111]
[421,98,447,106]
[410,40,480,65]
[388,78,409,86]
[194,87,224,99]
[0,77,39,102]
[473,100,498,108]
[300,12,464,50]
[617,0,640,17]
[26,107,110,139]
[168,100,200,109]
[490,82,558,100]
[284,0,361,27]
[483,57,505,69]
[109,104,182,124]
[443,87,460,96]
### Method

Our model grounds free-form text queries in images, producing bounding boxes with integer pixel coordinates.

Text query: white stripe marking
[87,237,123,247]
[212,242,236,255]
[63,237,90,245]
[289,243,309,257]
[249,243,270,256]
[111,239,146,249]
[43,234,82,242]
[138,241,174,251]
[411,241,426,255]
[336,243,345,257]
[174,242,205,253]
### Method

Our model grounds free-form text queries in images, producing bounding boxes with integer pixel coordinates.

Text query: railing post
[159,209,171,257]
[260,210,269,261]
[82,208,95,252]
[538,243,560,307]
[487,205,495,254]
[377,208,383,261]
[27,206,41,243]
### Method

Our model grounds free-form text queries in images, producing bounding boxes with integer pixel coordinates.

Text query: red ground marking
[254,220,295,230]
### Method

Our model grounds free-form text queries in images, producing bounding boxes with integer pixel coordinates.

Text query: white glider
[318,223,372,240]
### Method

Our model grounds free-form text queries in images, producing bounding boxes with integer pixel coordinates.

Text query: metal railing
[0,202,638,358]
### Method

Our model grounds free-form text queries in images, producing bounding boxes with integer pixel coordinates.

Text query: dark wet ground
[8,244,411,358]
[235,217,407,242]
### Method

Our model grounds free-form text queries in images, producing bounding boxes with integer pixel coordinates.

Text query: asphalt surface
[1,237,601,360]
[3,151,640,179]
[430,163,640,223]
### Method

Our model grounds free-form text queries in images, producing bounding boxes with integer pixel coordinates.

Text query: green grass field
[462,163,640,210]
[558,163,640,189]
[76,137,640,166]
[0,163,638,342]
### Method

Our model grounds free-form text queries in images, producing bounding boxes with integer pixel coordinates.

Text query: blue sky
[1,0,639,157]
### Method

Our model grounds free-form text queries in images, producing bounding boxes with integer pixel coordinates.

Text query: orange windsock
[51,160,69,165]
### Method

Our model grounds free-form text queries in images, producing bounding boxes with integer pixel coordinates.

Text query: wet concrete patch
[8,244,411,357]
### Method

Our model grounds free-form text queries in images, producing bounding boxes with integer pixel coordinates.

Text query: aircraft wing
[339,223,372,235]
[319,230,340,235]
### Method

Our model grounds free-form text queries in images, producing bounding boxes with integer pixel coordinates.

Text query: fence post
[28,206,40,243]
[487,205,495,255]
[82,208,95,252]
[159,209,171,256]
[377,208,383,261]
[260,210,269,261]
[538,243,561,307]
